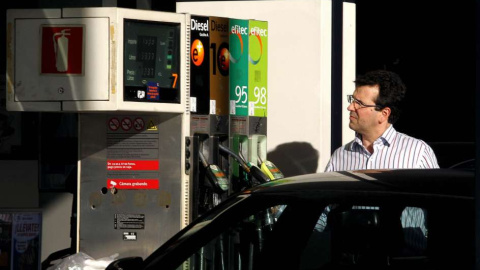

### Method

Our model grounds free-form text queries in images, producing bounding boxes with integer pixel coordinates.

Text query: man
[325,70,439,171]
[318,71,438,257]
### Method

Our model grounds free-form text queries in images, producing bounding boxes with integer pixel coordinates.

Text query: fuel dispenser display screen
[124,20,180,103]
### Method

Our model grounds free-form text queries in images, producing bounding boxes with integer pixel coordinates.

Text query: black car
[108,169,474,270]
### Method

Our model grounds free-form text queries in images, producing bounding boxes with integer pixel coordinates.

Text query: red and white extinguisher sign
[40,25,85,75]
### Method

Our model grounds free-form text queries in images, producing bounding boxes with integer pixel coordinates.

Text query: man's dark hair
[354,70,406,124]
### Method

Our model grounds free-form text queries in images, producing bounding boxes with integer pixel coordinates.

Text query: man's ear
[380,107,391,123]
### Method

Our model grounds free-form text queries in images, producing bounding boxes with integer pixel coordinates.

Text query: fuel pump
[228,117,270,191]
[228,19,271,193]
[187,15,231,219]
[187,123,229,218]
[7,8,190,260]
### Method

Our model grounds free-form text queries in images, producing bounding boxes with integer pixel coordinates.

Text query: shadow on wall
[267,142,320,177]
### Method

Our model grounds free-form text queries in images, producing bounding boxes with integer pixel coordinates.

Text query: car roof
[246,169,474,199]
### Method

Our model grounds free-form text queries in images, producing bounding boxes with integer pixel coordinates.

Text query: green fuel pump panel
[228,19,270,191]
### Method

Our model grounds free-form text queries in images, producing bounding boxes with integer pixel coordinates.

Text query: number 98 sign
[253,87,267,105]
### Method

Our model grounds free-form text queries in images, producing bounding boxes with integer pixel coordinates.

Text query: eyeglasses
[347,95,382,109]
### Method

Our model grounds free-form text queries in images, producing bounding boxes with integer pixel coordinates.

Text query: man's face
[347,85,381,134]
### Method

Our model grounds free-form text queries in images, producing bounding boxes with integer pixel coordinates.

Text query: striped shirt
[325,125,439,172]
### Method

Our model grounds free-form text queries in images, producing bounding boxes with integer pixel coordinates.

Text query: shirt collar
[351,125,396,150]
[381,125,396,146]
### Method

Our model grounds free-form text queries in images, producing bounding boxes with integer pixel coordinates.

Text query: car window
[176,204,287,270]
[300,205,429,269]
[400,206,427,255]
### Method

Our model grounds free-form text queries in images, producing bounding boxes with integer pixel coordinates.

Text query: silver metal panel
[229,116,267,136]
[79,113,184,259]
[14,18,109,101]
[190,114,228,136]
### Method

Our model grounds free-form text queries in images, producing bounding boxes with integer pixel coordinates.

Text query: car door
[143,193,324,270]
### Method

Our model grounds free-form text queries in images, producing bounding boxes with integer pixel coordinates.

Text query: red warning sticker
[107,160,159,171]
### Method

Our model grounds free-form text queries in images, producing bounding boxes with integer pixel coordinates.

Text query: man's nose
[347,102,355,111]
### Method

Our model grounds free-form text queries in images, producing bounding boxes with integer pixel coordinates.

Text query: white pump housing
[6,8,189,113]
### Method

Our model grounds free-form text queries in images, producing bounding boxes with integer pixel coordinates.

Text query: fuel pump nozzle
[257,155,284,181]
[218,144,270,185]
[198,150,229,194]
